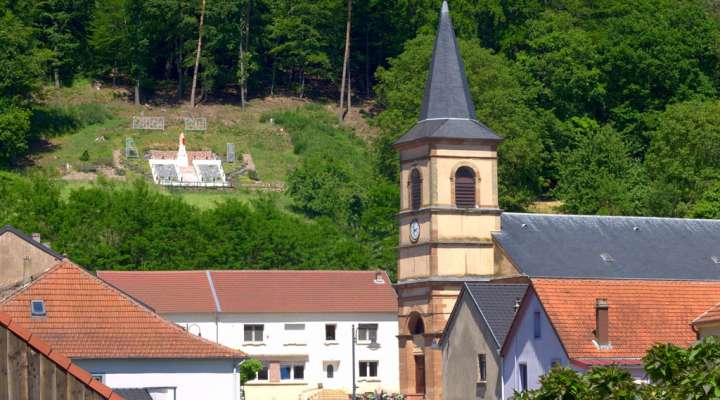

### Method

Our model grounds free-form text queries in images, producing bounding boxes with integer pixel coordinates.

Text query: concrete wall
[76,359,239,400]
[698,321,720,338]
[165,312,399,399]
[0,231,61,292]
[442,292,502,400]
[502,292,568,398]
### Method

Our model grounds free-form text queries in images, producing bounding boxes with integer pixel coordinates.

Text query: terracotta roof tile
[0,262,245,359]
[98,270,217,313]
[531,279,720,363]
[0,310,122,399]
[99,270,398,314]
[693,302,720,325]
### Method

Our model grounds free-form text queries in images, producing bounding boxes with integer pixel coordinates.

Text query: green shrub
[79,150,90,162]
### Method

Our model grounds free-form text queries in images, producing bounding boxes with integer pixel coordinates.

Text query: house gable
[0,226,63,295]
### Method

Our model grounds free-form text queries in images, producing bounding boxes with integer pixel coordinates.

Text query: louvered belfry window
[455,167,476,208]
[411,169,422,210]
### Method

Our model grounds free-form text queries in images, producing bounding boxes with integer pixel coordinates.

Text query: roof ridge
[505,212,720,223]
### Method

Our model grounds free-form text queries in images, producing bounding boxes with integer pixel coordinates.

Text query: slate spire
[394,1,501,146]
[419,0,476,121]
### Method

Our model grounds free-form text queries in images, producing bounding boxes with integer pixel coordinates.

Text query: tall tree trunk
[239,0,252,111]
[54,69,60,88]
[365,22,370,98]
[135,75,140,106]
[338,0,352,122]
[190,0,207,108]
[270,61,276,96]
[177,49,184,99]
[346,68,351,116]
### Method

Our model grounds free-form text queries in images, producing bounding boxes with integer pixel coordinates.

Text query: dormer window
[31,300,46,317]
[454,167,476,208]
[410,169,422,210]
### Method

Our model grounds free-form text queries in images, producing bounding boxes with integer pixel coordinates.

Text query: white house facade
[99,269,400,400]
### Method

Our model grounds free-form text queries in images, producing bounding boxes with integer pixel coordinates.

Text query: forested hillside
[2,0,720,273]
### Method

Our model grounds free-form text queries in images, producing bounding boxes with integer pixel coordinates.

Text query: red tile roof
[693,302,720,326]
[98,270,398,314]
[98,270,217,314]
[530,278,720,364]
[0,310,123,400]
[0,262,245,359]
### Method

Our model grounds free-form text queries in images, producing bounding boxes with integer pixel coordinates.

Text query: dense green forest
[3,0,720,273]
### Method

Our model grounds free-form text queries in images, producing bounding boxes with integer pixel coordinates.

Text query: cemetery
[148,132,229,187]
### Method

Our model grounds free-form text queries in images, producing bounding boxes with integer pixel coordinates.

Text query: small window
[31,300,46,317]
[533,311,541,339]
[477,354,487,382]
[91,374,104,383]
[519,363,528,391]
[280,363,305,381]
[244,324,264,342]
[256,365,269,381]
[410,169,422,210]
[326,364,334,378]
[293,365,305,380]
[358,324,378,343]
[326,324,337,341]
[454,167,476,208]
[359,361,378,378]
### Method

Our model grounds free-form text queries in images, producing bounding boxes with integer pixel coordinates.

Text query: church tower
[394,2,503,399]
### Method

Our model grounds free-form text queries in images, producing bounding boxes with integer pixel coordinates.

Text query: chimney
[31,233,41,243]
[595,298,609,346]
[22,257,32,285]
[374,271,385,284]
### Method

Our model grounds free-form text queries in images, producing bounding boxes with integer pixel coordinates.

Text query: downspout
[500,354,505,400]
[206,270,222,343]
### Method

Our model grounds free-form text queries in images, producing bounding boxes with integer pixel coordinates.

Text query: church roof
[494,213,720,280]
[394,1,501,146]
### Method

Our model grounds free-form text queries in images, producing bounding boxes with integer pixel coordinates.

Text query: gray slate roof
[114,389,153,400]
[494,213,720,280]
[394,1,501,145]
[465,283,528,348]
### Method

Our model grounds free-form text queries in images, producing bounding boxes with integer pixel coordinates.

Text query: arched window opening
[455,167,476,208]
[326,364,334,378]
[411,169,422,210]
[408,312,425,335]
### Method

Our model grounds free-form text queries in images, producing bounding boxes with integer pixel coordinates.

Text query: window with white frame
[253,363,269,381]
[280,363,305,381]
[357,324,378,343]
[325,324,337,341]
[359,361,378,378]
[244,324,264,342]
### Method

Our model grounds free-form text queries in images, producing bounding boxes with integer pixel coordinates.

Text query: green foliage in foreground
[515,336,720,400]
[0,173,390,275]
[239,359,263,386]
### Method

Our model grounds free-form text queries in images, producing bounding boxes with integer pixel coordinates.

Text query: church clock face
[410,220,421,243]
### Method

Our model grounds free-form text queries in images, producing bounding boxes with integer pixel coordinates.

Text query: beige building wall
[0,230,61,293]
[442,292,502,400]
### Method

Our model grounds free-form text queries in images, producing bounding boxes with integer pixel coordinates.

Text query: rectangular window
[358,324,378,342]
[284,323,305,331]
[280,363,305,381]
[477,354,487,382]
[325,324,337,341]
[533,311,541,339]
[359,361,379,378]
[31,300,46,317]
[255,364,269,381]
[293,365,305,380]
[280,365,292,380]
[244,324,264,342]
[519,363,528,391]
